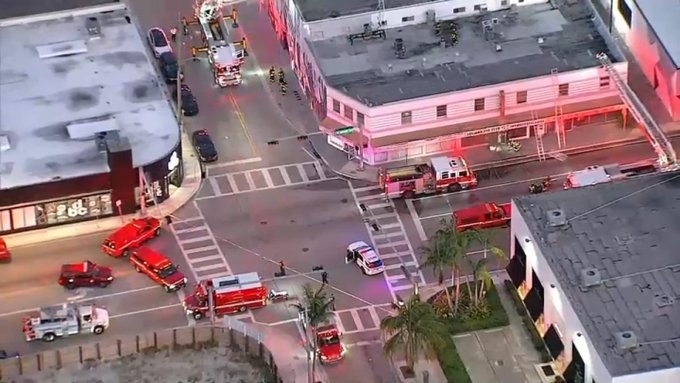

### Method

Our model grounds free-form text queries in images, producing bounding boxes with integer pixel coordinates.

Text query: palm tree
[420,222,455,314]
[290,284,334,382]
[381,294,449,373]
[466,230,506,306]
[441,223,476,314]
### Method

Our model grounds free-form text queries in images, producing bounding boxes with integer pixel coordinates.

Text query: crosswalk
[197,161,333,200]
[349,185,426,301]
[333,304,392,335]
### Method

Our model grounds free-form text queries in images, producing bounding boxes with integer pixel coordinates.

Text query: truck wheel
[122,249,130,258]
[402,191,415,199]
[448,183,462,192]
[238,306,247,313]
[193,312,203,320]
[93,325,105,335]
[164,285,171,293]
[154,228,161,237]
[65,283,76,290]
[42,333,56,342]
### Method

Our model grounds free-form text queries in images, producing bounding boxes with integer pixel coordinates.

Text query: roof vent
[546,209,566,227]
[36,40,88,59]
[0,135,10,152]
[580,268,601,288]
[394,38,406,59]
[615,331,639,350]
[85,17,102,39]
[654,294,675,308]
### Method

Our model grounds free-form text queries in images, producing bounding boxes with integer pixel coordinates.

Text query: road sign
[335,127,354,135]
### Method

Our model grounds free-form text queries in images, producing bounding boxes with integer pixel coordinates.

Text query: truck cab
[315,324,345,364]
[130,247,187,292]
[183,272,268,320]
[453,202,511,232]
[102,217,161,257]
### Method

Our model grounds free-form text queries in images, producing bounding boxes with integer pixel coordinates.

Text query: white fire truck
[22,303,110,342]
[563,162,658,189]
[379,156,477,199]
[187,0,245,87]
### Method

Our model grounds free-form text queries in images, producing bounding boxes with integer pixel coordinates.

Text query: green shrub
[434,336,472,383]
[430,282,510,334]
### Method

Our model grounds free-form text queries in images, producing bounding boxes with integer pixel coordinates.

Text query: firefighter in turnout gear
[268,66,276,83]
[277,68,285,84]
[170,27,178,42]
[280,80,287,95]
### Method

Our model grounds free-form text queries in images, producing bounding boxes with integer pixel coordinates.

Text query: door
[355,252,365,271]
[345,249,354,264]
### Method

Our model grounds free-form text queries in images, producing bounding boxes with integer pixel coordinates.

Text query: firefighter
[277,68,285,83]
[268,66,276,83]
[321,271,329,285]
[169,27,178,42]
[279,260,285,275]
[280,80,287,95]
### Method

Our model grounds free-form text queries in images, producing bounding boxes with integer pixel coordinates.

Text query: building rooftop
[514,173,680,376]
[0,0,119,19]
[635,0,680,68]
[0,4,179,190]
[310,1,617,106]
[293,0,423,23]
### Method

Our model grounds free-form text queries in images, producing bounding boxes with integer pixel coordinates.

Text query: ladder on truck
[551,68,566,148]
[596,53,678,171]
[532,110,547,161]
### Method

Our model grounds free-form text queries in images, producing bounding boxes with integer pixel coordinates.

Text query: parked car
[58,261,114,289]
[147,27,173,58]
[129,247,187,292]
[173,84,199,116]
[159,52,183,83]
[192,130,218,162]
[0,237,10,263]
[453,202,511,232]
[102,217,161,257]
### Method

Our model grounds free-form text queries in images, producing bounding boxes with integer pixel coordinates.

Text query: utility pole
[175,13,184,129]
[358,122,365,171]
[138,167,146,215]
[208,284,215,326]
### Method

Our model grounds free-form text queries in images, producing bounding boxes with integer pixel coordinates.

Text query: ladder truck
[22,303,109,342]
[596,53,679,171]
[184,0,247,87]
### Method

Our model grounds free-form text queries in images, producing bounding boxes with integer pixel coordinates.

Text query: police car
[345,241,385,275]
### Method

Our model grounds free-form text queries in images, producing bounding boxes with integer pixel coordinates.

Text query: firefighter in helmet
[269,66,276,82]
[280,80,287,95]
[277,68,285,84]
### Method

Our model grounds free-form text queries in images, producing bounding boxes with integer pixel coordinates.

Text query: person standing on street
[321,271,329,285]
[169,27,178,42]
[279,260,285,275]
[330,294,336,311]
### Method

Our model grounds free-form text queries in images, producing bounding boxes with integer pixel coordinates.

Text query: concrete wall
[0,326,283,382]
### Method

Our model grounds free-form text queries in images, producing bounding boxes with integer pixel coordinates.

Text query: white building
[265,0,629,165]
[604,0,680,121]
[509,174,680,383]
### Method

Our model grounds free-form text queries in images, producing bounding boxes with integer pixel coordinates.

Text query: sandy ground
[6,346,273,383]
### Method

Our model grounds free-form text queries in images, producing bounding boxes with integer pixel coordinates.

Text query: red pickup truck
[102,217,161,257]
[453,202,511,232]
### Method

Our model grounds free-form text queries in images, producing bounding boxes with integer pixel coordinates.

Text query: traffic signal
[335,126,354,135]
[297,135,308,141]
[267,140,279,145]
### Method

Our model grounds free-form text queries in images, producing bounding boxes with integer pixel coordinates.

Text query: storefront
[134,148,184,207]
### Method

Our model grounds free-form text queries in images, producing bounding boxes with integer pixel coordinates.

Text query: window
[344,104,354,120]
[401,111,412,125]
[473,3,488,11]
[474,98,485,111]
[558,83,569,97]
[453,7,465,13]
[357,112,365,127]
[332,99,340,113]
[0,210,10,231]
[436,104,447,118]
[401,16,414,22]
[516,90,527,104]
[441,171,449,179]
[501,0,508,5]
[599,76,610,89]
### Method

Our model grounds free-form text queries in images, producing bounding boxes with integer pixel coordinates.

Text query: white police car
[345,241,385,275]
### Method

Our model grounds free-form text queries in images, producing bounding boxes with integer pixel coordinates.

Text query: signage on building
[462,125,507,138]
[37,194,113,225]
[168,151,180,171]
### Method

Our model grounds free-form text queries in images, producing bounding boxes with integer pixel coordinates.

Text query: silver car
[147,27,173,58]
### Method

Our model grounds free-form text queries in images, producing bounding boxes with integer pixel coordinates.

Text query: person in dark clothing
[279,260,285,275]
[169,27,178,42]
[269,66,276,82]
[330,294,336,311]
[321,271,329,285]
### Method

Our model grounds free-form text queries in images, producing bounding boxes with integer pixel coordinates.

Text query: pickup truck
[453,202,511,232]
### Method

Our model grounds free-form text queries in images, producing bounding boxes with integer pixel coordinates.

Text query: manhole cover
[341,198,348,203]
[302,247,309,252]
[260,221,267,225]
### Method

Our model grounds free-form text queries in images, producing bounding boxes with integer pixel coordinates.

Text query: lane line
[227,91,259,158]
[406,199,429,242]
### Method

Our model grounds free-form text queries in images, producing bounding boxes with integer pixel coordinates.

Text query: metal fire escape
[596,53,678,171]
[532,109,546,161]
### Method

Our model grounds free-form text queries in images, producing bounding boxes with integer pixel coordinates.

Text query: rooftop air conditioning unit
[85,17,102,39]
[546,209,566,227]
[615,331,639,350]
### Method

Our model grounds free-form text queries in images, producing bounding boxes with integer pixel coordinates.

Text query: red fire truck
[182,272,267,320]
[379,156,477,199]
[315,323,345,364]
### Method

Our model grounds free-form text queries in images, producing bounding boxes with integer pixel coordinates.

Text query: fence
[0,325,284,382]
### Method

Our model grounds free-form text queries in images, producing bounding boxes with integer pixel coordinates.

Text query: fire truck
[22,303,109,342]
[379,156,477,199]
[563,162,657,189]
[315,323,345,364]
[183,272,267,320]
[185,0,245,87]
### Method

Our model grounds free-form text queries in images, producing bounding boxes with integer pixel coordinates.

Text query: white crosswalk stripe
[333,304,391,335]
[197,161,334,201]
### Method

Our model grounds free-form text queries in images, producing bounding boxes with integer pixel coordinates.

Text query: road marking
[353,185,381,193]
[384,261,417,270]
[296,164,309,182]
[190,254,224,263]
[406,199,429,242]
[245,171,256,190]
[206,156,262,170]
[392,284,418,292]
[196,271,231,280]
[419,212,455,221]
[356,194,384,202]
[194,264,223,272]
[262,168,275,188]
[209,177,220,194]
[347,340,383,347]
[266,318,299,326]
[226,173,239,192]
[185,245,218,254]
[313,162,327,180]
[334,312,346,333]
[371,213,398,220]
[369,306,381,328]
[350,310,364,331]
[366,202,391,209]
[380,251,414,260]
[110,303,182,319]
[380,232,405,239]
[387,274,407,281]
[180,235,213,244]
[380,223,401,229]
[227,91,259,158]
[0,285,160,318]
[280,166,292,184]
[376,240,408,248]
[176,289,196,327]
[195,176,340,201]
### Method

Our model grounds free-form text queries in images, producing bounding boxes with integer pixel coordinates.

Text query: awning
[506,254,526,288]
[523,287,544,322]
[543,325,565,359]
[319,117,369,147]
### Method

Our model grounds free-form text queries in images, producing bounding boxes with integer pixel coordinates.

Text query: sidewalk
[4,130,203,248]
[255,323,314,383]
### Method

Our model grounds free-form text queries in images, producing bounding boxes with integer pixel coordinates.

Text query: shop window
[473,3,487,11]
[558,83,569,97]
[401,111,412,125]
[357,112,365,127]
[501,0,508,5]
[344,105,354,120]
[461,134,487,147]
[507,126,528,139]
[474,98,485,111]
[453,7,465,13]
[11,206,37,229]
[401,16,414,22]
[436,104,447,118]
[0,210,11,231]
[599,76,610,89]
[516,90,527,104]
[332,99,341,113]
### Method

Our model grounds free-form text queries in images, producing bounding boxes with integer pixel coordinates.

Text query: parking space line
[245,171,257,190]
[406,199,429,242]
[350,310,364,331]
[226,173,239,193]
[262,169,275,188]
[190,254,224,263]
[353,186,381,193]
[297,164,309,182]
[180,236,214,244]
[280,166,292,184]
[313,162,327,180]
[185,245,218,254]
[209,177,220,194]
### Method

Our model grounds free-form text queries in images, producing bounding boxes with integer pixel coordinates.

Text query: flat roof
[0,4,179,190]
[311,1,617,106]
[634,0,680,68]
[293,0,423,22]
[0,0,119,19]
[514,173,680,376]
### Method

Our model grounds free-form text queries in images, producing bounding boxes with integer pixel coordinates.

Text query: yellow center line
[228,91,260,158]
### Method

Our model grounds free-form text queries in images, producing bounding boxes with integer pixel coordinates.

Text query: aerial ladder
[596,53,678,171]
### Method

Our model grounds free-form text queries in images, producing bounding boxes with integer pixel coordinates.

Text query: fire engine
[185,0,245,87]
[379,156,477,199]
[22,303,109,342]
[183,272,267,320]
[563,161,657,189]
[315,323,345,364]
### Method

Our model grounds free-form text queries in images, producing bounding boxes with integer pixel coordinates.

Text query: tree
[381,295,449,372]
[290,284,334,382]
[465,230,506,306]
[420,223,455,314]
